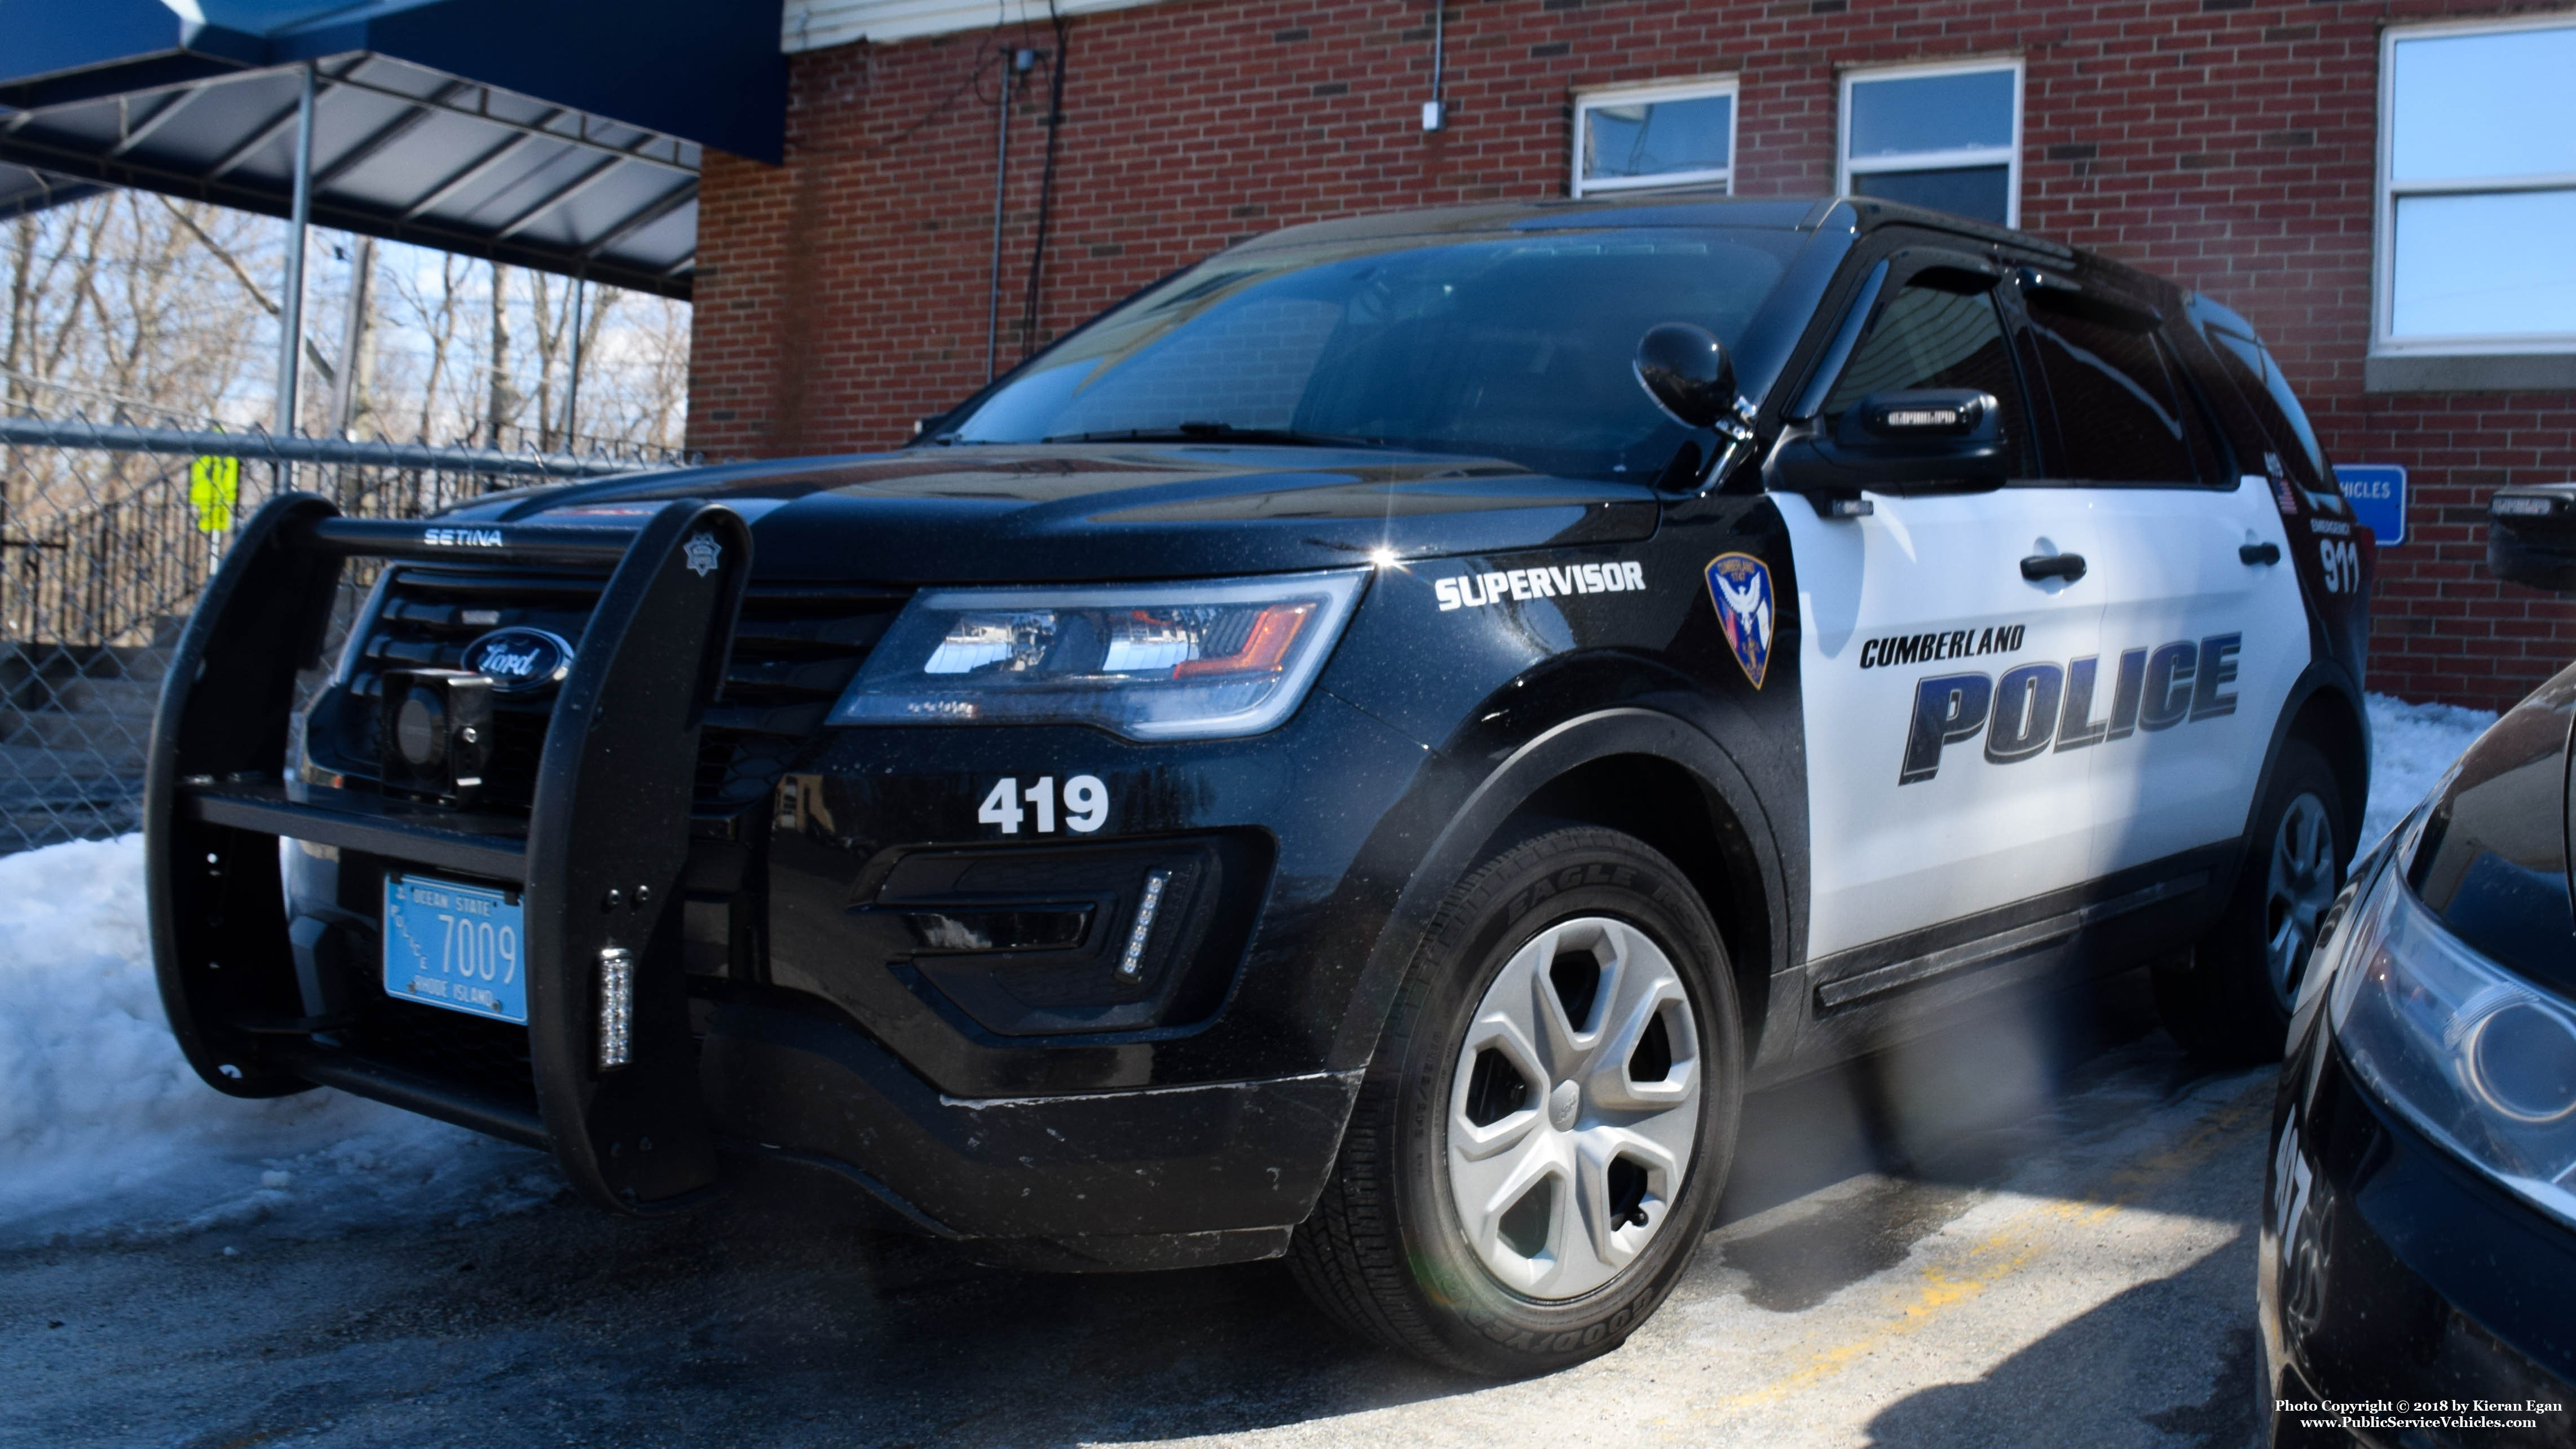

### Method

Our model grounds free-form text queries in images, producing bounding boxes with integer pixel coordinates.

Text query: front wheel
[2156,737,2348,1063]
[1289,827,1743,1376]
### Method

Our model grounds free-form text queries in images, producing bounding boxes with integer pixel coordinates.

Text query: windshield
[942,227,1802,480]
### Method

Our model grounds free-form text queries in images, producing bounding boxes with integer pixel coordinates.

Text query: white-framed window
[1837,59,2023,228]
[1571,77,1738,197]
[2375,15,2576,356]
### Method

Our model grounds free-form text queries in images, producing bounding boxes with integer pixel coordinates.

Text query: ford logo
[461,626,575,694]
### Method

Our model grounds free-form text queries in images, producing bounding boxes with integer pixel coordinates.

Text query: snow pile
[0,690,2517,1244]
[0,837,553,1245]
[2361,692,2500,849]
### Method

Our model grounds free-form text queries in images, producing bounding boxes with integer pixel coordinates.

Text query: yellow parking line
[1703,1079,2269,1416]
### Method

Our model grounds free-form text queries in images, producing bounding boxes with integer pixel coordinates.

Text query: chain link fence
[0,400,686,854]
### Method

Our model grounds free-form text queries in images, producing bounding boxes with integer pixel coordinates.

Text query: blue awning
[0,0,787,298]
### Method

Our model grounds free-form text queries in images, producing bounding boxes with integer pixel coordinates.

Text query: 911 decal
[1899,633,2242,784]
[2318,537,2362,594]
[978,775,1109,834]
[1436,562,1644,611]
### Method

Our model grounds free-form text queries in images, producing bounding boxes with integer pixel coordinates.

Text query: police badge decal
[683,531,722,577]
[1704,552,1774,689]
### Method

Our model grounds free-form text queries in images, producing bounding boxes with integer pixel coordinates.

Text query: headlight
[830,569,1366,740]
[2328,863,2576,1228]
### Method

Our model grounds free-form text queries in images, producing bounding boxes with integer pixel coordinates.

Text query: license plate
[382,873,527,1024]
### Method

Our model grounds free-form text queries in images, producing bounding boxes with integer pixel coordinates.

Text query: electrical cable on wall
[1017,1,1070,359]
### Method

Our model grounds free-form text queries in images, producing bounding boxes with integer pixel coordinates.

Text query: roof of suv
[1222,192,2203,312]
[1232,192,2077,262]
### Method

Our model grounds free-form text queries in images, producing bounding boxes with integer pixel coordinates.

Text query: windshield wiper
[1043,422,1386,448]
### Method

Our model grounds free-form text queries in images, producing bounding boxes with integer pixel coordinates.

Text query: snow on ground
[2361,692,2500,848]
[0,693,2512,1245]
[0,837,553,1247]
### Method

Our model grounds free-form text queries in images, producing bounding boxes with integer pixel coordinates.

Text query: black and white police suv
[149,195,2371,1375]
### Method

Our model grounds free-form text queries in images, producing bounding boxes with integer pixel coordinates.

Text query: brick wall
[687,0,2576,710]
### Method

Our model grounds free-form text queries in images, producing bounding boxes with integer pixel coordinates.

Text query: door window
[1820,276,2032,476]
[2023,295,2218,484]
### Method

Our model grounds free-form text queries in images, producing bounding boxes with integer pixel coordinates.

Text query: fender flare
[1326,705,1794,1071]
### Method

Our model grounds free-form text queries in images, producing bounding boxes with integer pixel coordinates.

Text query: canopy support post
[274,63,317,477]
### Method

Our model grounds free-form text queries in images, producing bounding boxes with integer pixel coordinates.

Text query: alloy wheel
[2264,793,2339,1009]
[1444,916,1702,1300]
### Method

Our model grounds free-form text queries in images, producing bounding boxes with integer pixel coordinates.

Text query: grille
[320,565,908,816]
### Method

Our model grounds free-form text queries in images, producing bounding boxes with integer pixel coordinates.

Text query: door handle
[2239,542,2281,566]
[2020,551,2087,582]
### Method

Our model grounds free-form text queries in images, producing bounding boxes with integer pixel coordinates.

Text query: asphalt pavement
[2,968,2270,1448]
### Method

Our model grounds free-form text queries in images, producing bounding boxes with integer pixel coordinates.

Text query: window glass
[2380,20,2576,347]
[2205,329,2349,514]
[1582,92,1733,188]
[1842,66,2018,226]
[2390,190,2576,339]
[1851,168,2013,227]
[2023,298,2199,484]
[1822,280,2029,475]
[949,228,1803,481]
[2390,26,2576,183]
[1849,70,2017,157]
[1574,85,1736,195]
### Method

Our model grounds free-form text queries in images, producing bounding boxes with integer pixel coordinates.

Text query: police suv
[149,195,2371,1376]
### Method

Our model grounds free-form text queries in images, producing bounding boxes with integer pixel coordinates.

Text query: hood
[2407,662,2576,1000]
[458,444,1662,584]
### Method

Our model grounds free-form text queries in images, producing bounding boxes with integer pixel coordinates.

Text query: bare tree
[484,260,518,447]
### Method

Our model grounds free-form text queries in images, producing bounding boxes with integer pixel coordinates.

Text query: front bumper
[157,496,1437,1247]
[705,999,1358,1264]
[2261,1035,2576,1447]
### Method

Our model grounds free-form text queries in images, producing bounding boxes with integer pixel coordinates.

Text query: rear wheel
[2155,738,2347,1063]
[1289,827,1742,1376]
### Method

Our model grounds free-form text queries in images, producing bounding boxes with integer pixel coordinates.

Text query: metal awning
[0,0,787,299]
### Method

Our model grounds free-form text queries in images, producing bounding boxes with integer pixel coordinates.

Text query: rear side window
[1822,277,2032,476]
[2208,330,2336,496]
[2023,294,2216,484]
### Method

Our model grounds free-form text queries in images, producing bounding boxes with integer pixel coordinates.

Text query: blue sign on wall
[2335,464,2406,547]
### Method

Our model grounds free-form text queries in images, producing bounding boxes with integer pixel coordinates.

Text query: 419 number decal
[978,775,1109,834]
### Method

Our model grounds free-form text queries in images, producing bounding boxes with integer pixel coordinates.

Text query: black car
[2259,489,2576,1446]
[150,194,2371,1376]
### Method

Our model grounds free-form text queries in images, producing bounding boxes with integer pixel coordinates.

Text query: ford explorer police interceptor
[147,195,2372,1376]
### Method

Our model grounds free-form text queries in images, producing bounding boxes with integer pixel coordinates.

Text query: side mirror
[1767,388,2009,506]
[2489,485,2576,591]
[1634,323,1737,431]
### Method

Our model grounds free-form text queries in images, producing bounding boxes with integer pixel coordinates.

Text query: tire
[1288,826,1743,1376]
[2155,738,2348,1064]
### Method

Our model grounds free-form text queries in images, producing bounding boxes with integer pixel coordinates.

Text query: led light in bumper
[1118,869,1171,979]
[831,570,1366,740]
[2328,865,2576,1226]
[597,947,633,1070]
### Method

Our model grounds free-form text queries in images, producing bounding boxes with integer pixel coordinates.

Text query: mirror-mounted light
[1858,390,1992,439]
[1633,323,1740,434]
[2488,484,2576,592]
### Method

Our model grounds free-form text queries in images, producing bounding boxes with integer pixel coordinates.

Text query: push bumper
[2262,1039,2576,1447]
[147,493,755,1214]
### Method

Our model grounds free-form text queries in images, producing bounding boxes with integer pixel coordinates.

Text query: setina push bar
[144,492,753,1214]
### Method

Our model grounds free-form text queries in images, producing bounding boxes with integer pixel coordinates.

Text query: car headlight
[830,569,1366,740]
[2328,862,2576,1229]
